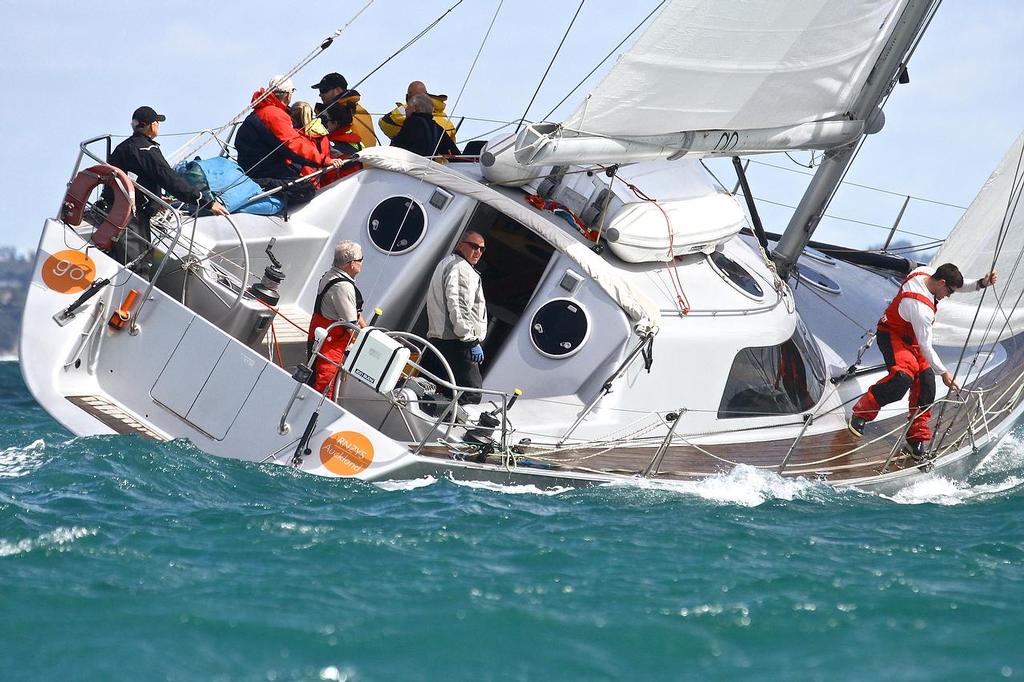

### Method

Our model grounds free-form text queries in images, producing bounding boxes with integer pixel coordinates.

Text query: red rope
[269,320,285,367]
[251,296,309,334]
[618,178,689,314]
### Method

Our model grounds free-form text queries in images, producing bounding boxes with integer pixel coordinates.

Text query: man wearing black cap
[311,72,377,149]
[107,106,227,272]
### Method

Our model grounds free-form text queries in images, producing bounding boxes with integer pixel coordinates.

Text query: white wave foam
[973,430,1024,477]
[886,473,1024,505]
[0,439,47,479]
[374,476,438,491]
[0,526,96,557]
[608,464,822,507]
[450,478,572,496]
[319,666,353,681]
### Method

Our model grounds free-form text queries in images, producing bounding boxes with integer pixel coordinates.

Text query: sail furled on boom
[515,0,909,166]
[932,131,1024,347]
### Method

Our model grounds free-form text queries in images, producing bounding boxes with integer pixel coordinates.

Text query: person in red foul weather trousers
[848,263,997,460]
[307,241,367,398]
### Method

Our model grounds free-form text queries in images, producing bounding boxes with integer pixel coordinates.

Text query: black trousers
[421,338,482,405]
[111,215,153,278]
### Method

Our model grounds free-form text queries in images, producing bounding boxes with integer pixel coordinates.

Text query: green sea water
[2,361,1023,681]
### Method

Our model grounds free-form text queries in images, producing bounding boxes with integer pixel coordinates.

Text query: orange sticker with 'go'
[41,250,96,294]
[319,431,375,476]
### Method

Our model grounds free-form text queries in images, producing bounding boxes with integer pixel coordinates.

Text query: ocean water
[2,361,1023,681]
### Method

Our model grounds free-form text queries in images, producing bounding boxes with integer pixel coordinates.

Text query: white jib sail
[932,130,1024,347]
[518,0,909,164]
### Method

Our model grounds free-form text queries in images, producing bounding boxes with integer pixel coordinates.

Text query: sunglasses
[461,241,485,252]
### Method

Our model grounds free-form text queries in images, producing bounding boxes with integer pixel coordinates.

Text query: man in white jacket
[423,230,488,405]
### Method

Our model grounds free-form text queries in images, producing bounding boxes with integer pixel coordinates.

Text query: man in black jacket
[390,94,460,158]
[107,106,227,272]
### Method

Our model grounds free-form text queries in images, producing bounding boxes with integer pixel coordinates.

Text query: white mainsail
[516,0,910,166]
[932,131,1024,347]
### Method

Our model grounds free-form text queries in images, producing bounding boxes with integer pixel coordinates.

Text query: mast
[771,0,938,280]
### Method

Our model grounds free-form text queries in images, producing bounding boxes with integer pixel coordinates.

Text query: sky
[0,0,1021,255]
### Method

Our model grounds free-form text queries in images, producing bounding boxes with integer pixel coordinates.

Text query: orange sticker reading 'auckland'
[319,431,375,476]
[41,250,96,294]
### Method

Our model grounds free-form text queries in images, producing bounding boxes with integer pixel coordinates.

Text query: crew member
[311,72,377,148]
[379,80,456,143]
[234,76,345,204]
[390,94,460,158]
[849,263,997,460]
[422,231,488,404]
[107,105,228,273]
[308,241,367,398]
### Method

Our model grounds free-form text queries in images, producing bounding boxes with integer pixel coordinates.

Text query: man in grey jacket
[422,230,488,404]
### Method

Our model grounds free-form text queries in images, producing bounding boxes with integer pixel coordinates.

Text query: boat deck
[420,336,1024,482]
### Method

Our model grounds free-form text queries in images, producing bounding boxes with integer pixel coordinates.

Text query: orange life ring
[61,164,136,250]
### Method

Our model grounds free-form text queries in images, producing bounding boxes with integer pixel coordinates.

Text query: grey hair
[409,93,434,114]
[333,240,362,267]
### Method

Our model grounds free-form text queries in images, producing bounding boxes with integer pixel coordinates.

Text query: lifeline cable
[169,1,377,165]
[514,0,587,134]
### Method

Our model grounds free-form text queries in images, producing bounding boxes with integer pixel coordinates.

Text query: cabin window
[718,320,826,419]
[530,299,590,358]
[710,251,763,299]
[796,264,841,294]
[802,247,837,266]
[367,196,426,255]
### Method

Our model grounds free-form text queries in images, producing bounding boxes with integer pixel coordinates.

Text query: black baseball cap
[132,106,166,125]
[311,72,348,91]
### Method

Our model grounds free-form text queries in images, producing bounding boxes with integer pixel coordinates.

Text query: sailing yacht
[19,0,1024,492]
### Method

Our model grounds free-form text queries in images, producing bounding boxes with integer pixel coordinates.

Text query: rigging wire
[360,0,504,302]
[539,1,666,122]
[743,158,970,210]
[514,0,587,134]
[351,0,466,90]
[169,0,376,164]
[939,146,1024,393]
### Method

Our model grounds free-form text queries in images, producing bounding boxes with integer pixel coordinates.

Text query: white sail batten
[518,0,907,165]
[932,131,1024,347]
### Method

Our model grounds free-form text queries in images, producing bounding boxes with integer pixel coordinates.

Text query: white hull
[21,147,1024,492]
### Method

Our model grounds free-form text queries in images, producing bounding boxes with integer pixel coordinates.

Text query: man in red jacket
[235,75,345,203]
[848,263,997,460]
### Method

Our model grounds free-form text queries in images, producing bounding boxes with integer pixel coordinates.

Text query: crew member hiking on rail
[848,263,997,460]
[308,240,367,399]
[234,76,345,206]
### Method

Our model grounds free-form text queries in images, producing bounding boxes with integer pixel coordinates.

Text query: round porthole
[797,265,842,294]
[367,196,426,255]
[530,299,590,359]
[710,251,764,299]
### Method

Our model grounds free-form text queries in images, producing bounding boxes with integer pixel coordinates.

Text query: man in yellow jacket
[379,81,456,143]
[311,72,377,148]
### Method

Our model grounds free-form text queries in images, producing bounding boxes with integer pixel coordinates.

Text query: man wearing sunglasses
[849,262,997,461]
[423,231,489,405]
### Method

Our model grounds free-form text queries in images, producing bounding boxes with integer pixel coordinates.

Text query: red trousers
[311,338,352,399]
[852,331,936,443]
